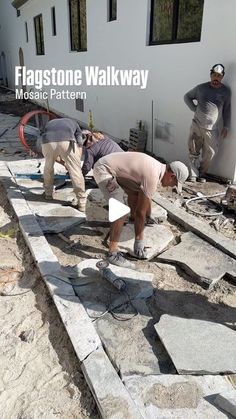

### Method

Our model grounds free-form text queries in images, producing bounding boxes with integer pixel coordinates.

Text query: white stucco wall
[0,0,235,181]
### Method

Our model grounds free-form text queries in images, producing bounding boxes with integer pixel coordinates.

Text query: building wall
[0,0,235,181]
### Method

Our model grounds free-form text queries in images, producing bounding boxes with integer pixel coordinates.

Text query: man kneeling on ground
[93,152,188,268]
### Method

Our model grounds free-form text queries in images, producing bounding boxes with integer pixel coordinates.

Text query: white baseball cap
[210,64,225,75]
[169,161,189,193]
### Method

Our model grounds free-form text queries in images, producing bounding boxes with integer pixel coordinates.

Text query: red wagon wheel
[18,110,57,156]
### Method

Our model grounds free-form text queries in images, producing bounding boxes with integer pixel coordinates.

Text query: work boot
[107,252,135,269]
[68,198,86,212]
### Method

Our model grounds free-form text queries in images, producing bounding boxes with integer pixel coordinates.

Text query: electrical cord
[185,192,225,217]
[43,274,138,321]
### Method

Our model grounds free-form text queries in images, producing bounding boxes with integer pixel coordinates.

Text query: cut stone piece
[35,205,86,233]
[153,194,236,260]
[213,390,236,418]
[86,188,104,203]
[155,315,236,375]
[124,374,234,419]
[151,202,167,222]
[7,159,44,174]
[82,347,143,419]
[95,300,175,377]
[73,259,174,377]
[118,224,174,261]
[59,264,81,279]
[85,188,108,222]
[157,232,236,288]
[54,295,101,362]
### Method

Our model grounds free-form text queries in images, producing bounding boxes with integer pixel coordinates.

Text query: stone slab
[86,188,108,222]
[158,232,236,288]
[7,159,44,174]
[118,223,174,260]
[153,194,236,260]
[155,315,236,375]
[95,299,175,377]
[53,295,101,362]
[151,202,167,222]
[6,188,75,297]
[124,375,234,419]
[72,259,174,377]
[81,347,144,419]
[213,390,236,417]
[35,205,86,233]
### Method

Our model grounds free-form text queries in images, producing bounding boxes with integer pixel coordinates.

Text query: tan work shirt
[99,152,166,199]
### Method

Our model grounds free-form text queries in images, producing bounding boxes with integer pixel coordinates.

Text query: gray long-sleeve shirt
[42,118,83,145]
[184,82,231,130]
[82,136,123,176]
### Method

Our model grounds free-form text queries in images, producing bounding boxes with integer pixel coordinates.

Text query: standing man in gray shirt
[184,63,231,181]
[42,118,86,211]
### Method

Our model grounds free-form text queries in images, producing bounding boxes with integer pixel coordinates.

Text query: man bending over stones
[81,129,123,177]
[93,152,188,268]
[41,118,86,212]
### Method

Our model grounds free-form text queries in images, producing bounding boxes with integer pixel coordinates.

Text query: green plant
[88,109,95,132]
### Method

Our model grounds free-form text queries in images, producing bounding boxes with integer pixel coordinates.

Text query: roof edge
[12,0,29,9]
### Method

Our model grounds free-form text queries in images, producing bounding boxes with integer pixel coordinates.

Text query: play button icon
[108,198,130,222]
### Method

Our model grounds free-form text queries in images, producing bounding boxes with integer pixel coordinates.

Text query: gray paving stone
[95,299,175,377]
[158,232,236,288]
[81,347,144,419]
[153,194,236,260]
[118,224,174,260]
[73,259,174,377]
[7,159,44,174]
[155,315,236,375]
[151,202,167,222]
[123,375,234,418]
[53,295,101,362]
[86,188,108,222]
[213,390,236,417]
[17,178,45,196]
[35,205,86,233]
[7,189,75,297]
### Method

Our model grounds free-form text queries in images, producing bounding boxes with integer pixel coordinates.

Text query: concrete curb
[0,161,144,419]
[153,194,236,260]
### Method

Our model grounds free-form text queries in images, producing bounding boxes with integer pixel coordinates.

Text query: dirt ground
[0,184,100,418]
[0,87,236,416]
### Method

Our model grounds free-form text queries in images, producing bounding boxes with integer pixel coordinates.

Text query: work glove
[133,239,148,259]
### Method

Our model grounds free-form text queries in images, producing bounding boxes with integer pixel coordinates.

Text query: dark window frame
[25,21,29,42]
[34,14,45,55]
[69,0,87,52]
[149,0,204,46]
[108,0,117,21]
[51,6,57,36]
